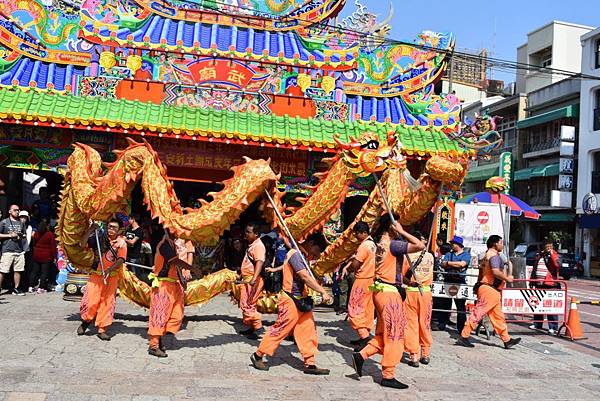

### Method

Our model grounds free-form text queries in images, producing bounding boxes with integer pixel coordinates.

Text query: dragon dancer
[402,232,434,367]
[457,235,521,350]
[147,229,192,358]
[250,240,333,375]
[351,215,424,389]
[238,223,266,339]
[77,218,127,341]
[341,222,376,351]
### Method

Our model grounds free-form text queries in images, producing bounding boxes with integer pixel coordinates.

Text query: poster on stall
[453,202,510,286]
[454,202,510,258]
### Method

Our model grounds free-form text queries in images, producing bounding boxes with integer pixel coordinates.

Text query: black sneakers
[148,347,168,358]
[456,336,475,348]
[76,321,90,336]
[12,289,25,296]
[303,365,330,375]
[504,337,522,349]
[351,352,364,377]
[380,378,409,389]
[250,353,269,371]
[419,356,430,365]
[97,332,112,341]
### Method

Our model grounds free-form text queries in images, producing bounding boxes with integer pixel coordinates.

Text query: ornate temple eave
[0,20,90,67]
[129,0,347,32]
[79,16,356,71]
[0,86,470,158]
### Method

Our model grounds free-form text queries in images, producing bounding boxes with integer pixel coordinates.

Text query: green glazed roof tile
[0,87,467,154]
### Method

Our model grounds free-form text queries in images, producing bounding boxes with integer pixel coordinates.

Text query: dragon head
[335,132,396,177]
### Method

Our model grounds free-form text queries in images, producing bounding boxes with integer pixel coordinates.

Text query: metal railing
[524,137,561,153]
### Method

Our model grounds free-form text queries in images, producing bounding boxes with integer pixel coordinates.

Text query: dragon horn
[333,135,351,150]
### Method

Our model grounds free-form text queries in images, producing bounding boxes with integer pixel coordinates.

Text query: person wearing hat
[18,210,33,293]
[435,235,471,334]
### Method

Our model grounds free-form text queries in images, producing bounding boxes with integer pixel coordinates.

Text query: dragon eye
[362,140,379,150]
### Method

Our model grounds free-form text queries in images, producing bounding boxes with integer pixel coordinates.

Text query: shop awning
[464,163,499,183]
[538,213,575,222]
[517,104,579,129]
[514,163,560,181]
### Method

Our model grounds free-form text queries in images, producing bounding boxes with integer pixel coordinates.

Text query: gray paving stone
[0,292,599,401]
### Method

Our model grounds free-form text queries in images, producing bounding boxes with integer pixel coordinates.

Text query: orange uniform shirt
[152,239,180,279]
[479,249,505,289]
[240,238,266,277]
[355,237,376,279]
[402,251,434,286]
[375,233,408,283]
[97,236,127,272]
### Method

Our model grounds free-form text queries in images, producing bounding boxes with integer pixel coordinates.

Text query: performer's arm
[391,222,424,253]
[296,269,332,304]
[79,223,98,248]
[265,265,284,273]
[490,255,513,283]
[249,260,264,285]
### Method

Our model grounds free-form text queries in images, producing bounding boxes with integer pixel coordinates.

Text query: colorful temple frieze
[0,0,464,156]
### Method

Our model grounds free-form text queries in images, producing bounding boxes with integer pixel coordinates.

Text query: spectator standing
[124,214,144,279]
[435,236,471,333]
[18,211,33,291]
[29,218,56,293]
[0,205,26,295]
[32,187,52,219]
[529,240,561,334]
[224,238,245,273]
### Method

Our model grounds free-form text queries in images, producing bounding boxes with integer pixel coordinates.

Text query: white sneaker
[548,329,556,335]
[28,287,36,293]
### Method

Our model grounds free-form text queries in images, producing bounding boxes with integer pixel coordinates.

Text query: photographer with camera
[0,205,26,295]
[529,240,561,334]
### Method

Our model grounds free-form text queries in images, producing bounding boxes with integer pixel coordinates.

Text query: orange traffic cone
[560,297,586,341]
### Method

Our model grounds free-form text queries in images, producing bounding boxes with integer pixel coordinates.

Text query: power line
[185,0,600,81]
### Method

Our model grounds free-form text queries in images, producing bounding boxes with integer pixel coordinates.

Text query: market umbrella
[457,191,541,220]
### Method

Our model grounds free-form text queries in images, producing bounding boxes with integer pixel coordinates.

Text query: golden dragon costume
[57,133,466,312]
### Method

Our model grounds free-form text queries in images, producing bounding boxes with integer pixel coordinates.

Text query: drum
[63,272,90,301]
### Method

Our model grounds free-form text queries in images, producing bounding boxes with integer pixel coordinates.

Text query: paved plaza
[1,292,599,401]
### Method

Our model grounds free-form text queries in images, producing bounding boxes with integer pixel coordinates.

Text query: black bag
[286,291,314,312]
[264,271,283,293]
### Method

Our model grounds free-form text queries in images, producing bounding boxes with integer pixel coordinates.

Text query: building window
[594,89,600,131]
[595,39,600,69]
[531,47,552,69]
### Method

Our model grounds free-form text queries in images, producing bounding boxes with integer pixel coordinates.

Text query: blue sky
[338,0,599,83]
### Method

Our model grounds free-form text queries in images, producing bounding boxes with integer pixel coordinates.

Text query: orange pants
[404,290,433,359]
[80,273,119,333]
[348,277,374,339]
[256,294,318,366]
[461,285,510,342]
[148,281,184,347]
[239,276,264,330]
[360,290,406,379]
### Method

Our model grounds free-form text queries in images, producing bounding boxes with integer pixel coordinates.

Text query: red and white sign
[477,211,489,224]
[501,288,566,315]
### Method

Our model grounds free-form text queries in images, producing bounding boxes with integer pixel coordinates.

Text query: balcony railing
[528,194,551,206]
[524,137,560,153]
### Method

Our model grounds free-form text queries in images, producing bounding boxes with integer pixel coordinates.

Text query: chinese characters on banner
[116,136,309,177]
[501,288,566,315]
[499,151,512,194]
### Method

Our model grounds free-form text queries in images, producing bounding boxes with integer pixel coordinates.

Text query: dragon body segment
[57,138,278,271]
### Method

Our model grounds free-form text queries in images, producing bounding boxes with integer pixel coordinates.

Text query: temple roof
[82,15,354,70]
[0,87,465,156]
